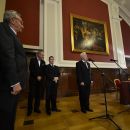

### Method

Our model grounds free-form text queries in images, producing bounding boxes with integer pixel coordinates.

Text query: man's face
[49,57,54,65]
[81,53,88,61]
[10,16,24,33]
[38,52,44,60]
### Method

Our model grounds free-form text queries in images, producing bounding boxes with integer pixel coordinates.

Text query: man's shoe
[52,109,61,112]
[86,109,93,112]
[81,109,86,113]
[46,111,51,115]
[34,109,41,113]
[56,109,61,112]
[27,111,32,116]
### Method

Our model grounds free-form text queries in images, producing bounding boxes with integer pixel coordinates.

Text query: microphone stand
[112,60,130,114]
[89,60,122,130]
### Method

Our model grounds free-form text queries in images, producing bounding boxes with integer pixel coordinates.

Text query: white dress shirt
[82,60,88,68]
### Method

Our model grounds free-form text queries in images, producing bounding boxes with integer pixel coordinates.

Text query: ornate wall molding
[44,0,127,68]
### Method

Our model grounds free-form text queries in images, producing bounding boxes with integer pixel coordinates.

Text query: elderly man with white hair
[0,10,27,130]
[76,52,93,113]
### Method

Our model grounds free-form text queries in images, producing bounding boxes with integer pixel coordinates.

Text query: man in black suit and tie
[45,56,61,115]
[0,10,27,130]
[76,52,93,113]
[27,51,46,116]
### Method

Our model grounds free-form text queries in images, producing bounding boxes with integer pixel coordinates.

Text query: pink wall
[121,20,130,55]
[5,0,39,46]
[62,0,113,62]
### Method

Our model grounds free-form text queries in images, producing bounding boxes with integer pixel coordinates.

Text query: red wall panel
[121,20,130,55]
[5,0,39,46]
[62,0,113,62]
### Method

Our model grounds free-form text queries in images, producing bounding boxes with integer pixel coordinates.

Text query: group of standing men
[27,51,61,116]
[0,10,93,130]
[28,50,93,116]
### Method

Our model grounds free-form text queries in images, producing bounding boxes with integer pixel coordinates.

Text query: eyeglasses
[13,17,23,25]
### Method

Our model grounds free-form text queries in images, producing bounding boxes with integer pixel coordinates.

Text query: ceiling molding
[119,8,130,26]
[114,0,130,26]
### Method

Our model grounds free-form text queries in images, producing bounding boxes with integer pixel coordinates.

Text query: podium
[120,81,130,105]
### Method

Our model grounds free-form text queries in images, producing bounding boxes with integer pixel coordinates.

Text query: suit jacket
[29,57,46,85]
[45,64,60,85]
[0,22,27,115]
[76,60,91,86]
[0,22,27,91]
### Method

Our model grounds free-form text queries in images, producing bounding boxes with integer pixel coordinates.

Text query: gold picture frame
[70,14,109,55]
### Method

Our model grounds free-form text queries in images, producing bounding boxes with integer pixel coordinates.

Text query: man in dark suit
[45,56,61,115]
[27,51,46,116]
[76,52,93,113]
[0,10,27,130]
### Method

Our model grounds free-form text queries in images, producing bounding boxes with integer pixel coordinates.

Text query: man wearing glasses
[0,10,27,130]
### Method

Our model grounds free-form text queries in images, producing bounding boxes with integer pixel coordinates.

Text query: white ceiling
[114,0,130,26]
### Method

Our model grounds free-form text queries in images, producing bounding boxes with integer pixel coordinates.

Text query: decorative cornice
[119,8,130,26]
[114,0,130,26]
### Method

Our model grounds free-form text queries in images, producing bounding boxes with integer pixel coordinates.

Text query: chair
[114,79,121,100]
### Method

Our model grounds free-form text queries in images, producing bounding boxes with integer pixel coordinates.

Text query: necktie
[85,62,88,68]
[83,61,88,68]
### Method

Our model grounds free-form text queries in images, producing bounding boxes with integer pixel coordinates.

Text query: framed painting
[70,14,109,55]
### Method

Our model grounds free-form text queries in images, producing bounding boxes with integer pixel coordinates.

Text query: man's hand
[11,83,22,95]
[91,81,94,87]
[37,76,42,81]
[80,82,85,86]
[53,77,59,83]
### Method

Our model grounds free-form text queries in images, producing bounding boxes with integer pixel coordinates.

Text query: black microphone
[88,58,94,62]
[110,59,117,62]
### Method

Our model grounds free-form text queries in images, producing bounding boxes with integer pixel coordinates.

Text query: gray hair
[80,52,86,58]
[3,10,21,23]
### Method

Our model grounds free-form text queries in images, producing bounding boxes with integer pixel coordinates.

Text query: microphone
[110,59,117,62]
[88,58,94,62]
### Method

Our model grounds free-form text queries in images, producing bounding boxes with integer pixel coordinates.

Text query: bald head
[80,52,88,61]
